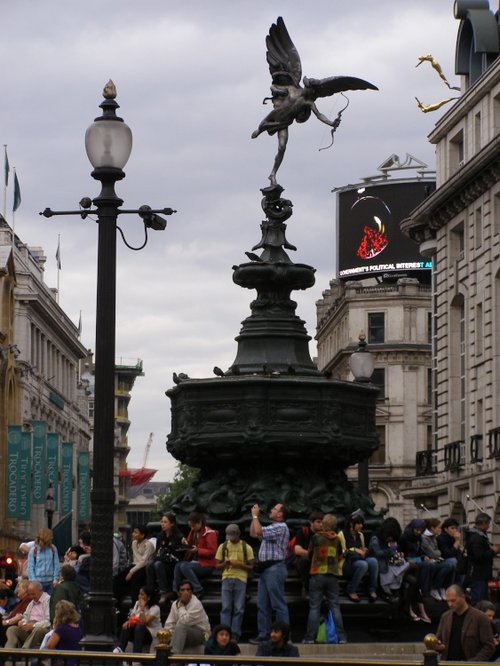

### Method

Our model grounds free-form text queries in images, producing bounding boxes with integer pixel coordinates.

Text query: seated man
[256,621,300,658]
[5,581,50,649]
[164,579,211,655]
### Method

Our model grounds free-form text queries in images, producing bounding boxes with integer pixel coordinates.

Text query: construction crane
[142,432,154,468]
[119,432,157,487]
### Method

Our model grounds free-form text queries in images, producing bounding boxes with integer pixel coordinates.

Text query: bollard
[423,633,439,666]
[155,629,172,666]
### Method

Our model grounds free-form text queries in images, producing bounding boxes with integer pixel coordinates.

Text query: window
[495,93,500,137]
[476,303,483,356]
[370,425,386,464]
[450,221,465,261]
[474,112,481,153]
[475,207,482,248]
[427,311,433,344]
[371,368,385,400]
[460,303,466,441]
[368,312,385,343]
[450,129,464,173]
[427,368,433,405]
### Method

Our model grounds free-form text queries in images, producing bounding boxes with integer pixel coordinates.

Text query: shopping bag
[325,609,339,644]
[315,618,327,643]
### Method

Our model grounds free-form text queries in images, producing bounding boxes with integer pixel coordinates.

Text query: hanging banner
[78,451,90,523]
[60,442,73,516]
[20,432,32,519]
[7,426,31,519]
[46,433,59,509]
[32,420,47,504]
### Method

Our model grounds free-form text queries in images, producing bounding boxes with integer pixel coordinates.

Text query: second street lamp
[350,331,376,498]
[41,80,176,649]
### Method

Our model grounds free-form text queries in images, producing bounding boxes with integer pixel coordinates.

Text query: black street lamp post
[45,482,55,529]
[349,331,375,497]
[41,81,176,650]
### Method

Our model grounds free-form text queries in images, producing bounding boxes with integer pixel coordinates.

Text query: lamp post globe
[349,331,375,383]
[349,331,375,497]
[85,80,132,170]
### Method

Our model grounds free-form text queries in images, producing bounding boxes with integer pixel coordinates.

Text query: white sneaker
[113,647,123,654]
[430,589,441,602]
[439,588,447,601]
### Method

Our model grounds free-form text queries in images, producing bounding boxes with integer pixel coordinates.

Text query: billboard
[337,179,435,281]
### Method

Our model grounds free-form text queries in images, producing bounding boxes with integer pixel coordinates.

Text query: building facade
[401,2,500,532]
[0,217,91,549]
[81,353,145,529]
[316,277,432,526]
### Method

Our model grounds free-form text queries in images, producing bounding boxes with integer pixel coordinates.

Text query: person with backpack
[215,524,254,643]
[27,528,60,595]
[302,513,347,644]
[291,511,324,598]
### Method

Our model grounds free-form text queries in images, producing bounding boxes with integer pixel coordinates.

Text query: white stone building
[0,216,91,549]
[400,1,500,533]
[316,276,432,526]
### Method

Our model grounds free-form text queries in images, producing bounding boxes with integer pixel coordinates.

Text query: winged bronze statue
[252,17,378,186]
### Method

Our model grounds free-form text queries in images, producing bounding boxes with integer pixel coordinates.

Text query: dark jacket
[50,580,85,622]
[256,641,300,657]
[467,527,494,581]
[437,531,462,560]
[399,520,425,560]
[204,638,240,656]
[155,527,184,563]
[369,534,394,574]
[436,606,495,661]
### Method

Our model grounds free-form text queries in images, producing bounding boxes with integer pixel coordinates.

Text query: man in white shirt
[164,579,210,654]
[5,581,50,648]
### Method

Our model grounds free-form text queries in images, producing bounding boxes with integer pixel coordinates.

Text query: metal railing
[443,440,465,471]
[470,434,483,463]
[414,429,500,476]
[488,427,500,458]
[0,648,442,666]
[416,450,438,476]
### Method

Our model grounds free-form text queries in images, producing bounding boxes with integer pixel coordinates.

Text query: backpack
[113,537,129,576]
[221,539,250,564]
[33,544,56,561]
[286,526,310,565]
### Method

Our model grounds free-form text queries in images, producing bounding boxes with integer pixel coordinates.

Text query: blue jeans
[257,562,289,639]
[431,558,457,590]
[146,559,176,595]
[470,579,489,606]
[346,557,379,594]
[173,561,214,596]
[220,577,247,639]
[305,574,346,642]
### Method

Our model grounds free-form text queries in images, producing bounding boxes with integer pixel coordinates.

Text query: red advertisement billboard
[337,179,435,281]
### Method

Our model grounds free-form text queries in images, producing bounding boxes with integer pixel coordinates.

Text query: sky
[1,1,463,481]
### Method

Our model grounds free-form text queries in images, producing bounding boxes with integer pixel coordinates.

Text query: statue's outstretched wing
[266,17,302,87]
[309,75,378,98]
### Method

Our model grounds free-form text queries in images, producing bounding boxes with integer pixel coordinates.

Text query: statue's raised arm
[252,17,378,186]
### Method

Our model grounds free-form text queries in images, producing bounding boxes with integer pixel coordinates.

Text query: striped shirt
[258,522,289,561]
